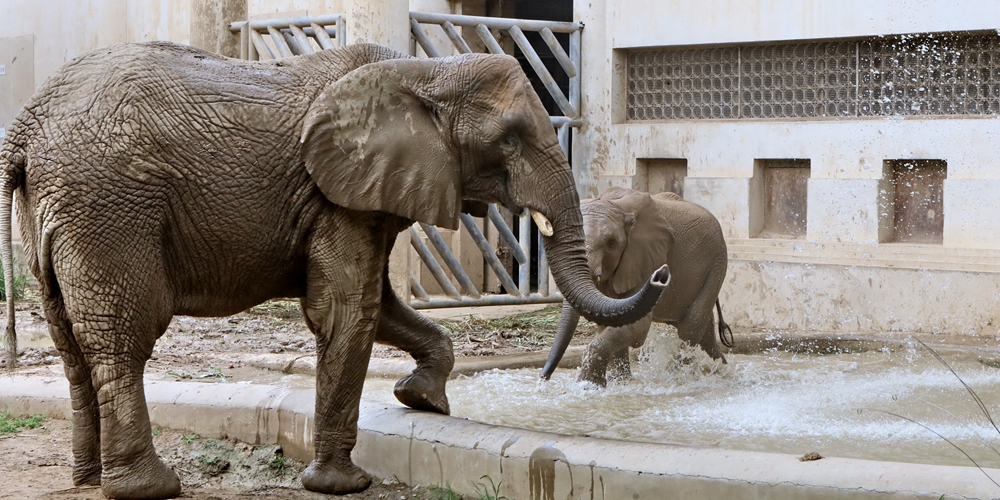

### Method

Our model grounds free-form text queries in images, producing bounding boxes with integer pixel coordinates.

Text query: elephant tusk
[531,210,554,236]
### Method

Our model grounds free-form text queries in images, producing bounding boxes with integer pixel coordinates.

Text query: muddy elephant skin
[0,42,669,499]
[540,187,731,386]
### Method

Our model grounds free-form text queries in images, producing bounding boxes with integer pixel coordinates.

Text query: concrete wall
[575,0,1000,335]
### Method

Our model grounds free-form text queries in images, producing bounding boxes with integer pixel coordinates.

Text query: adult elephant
[0,42,669,499]
[540,187,731,386]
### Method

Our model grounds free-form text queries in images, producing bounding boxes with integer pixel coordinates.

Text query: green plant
[429,484,463,500]
[0,412,45,435]
[269,455,286,471]
[198,366,228,381]
[167,371,193,380]
[152,427,162,436]
[0,259,29,301]
[473,474,508,500]
[199,455,220,465]
[181,434,199,444]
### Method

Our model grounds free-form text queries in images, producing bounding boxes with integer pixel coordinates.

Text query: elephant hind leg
[44,295,101,486]
[54,241,179,499]
[676,310,726,363]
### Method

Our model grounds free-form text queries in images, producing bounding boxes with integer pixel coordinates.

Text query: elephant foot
[301,459,372,494]
[577,369,607,388]
[72,462,102,487]
[101,453,181,499]
[393,370,450,415]
[607,358,632,383]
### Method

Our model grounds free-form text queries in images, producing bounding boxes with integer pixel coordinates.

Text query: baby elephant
[541,187,733,386]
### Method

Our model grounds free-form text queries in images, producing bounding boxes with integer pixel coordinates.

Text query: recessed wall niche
[750,159,810,239]
[634,158,688,197]
[880,159,946,244]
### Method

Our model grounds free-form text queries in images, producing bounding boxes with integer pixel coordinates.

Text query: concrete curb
[1,376,997,499]
[244,346,587,379]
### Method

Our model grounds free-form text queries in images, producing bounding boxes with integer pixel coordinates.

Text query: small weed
[152,427,162,436]
[167,371,193,380]
[0,412,46,435]
[0,258,30,301]
[473,474,508,500]
[199,455,220,465]
[269,455,286,471]
[429,483,463,500]
[198,366,228,381]
[182,434,200,444]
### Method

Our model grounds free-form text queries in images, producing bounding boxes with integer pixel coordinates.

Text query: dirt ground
[1,298,599,499]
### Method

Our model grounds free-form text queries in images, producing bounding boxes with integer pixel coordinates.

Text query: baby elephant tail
[1,144,24,369]
[716,300,734,348]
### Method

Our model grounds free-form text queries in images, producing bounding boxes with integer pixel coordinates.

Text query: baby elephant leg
[579,315,653,387]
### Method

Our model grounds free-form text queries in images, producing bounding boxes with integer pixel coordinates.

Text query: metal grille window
[626,31,1000,120]
[627,47,739,120]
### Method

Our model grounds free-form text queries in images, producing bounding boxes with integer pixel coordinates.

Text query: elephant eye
[607,239,618,250]
[502,134,520,147]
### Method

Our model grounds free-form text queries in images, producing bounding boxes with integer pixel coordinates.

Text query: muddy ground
[1,298,599,499]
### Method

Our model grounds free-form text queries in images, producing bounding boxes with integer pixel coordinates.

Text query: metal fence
[228,14,345,60]
[406,12,581,309]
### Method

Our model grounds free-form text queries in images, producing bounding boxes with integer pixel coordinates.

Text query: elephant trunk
[540,300,579,380]
[540,184,670,328]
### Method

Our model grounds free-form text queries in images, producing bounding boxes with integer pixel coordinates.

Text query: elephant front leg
[376,271,454,415]
[579,315,652,387]
[300,212,389,495]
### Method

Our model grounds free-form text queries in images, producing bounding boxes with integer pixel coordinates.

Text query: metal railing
[228,14,345,60]
[406,12,582,309]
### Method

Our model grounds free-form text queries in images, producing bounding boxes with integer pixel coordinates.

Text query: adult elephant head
[0,42,667,499]
[298,54,670,324]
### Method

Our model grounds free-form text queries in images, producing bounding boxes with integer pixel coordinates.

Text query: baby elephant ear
[300,59,461,230]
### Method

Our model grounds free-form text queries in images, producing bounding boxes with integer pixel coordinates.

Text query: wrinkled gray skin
[540,187,729,387]
[0,42,669,499]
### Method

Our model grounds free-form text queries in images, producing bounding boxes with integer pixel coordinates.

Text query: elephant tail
[716,300,734,348]
[1,142,24,369]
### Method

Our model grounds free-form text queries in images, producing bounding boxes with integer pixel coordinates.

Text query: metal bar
[440,21,472,54]
[290,25,315,54]
[557,123,570,157]
[411,293,563,309]
[474,24,505,54]
[267,27,295,58]
[410,272,431,302]
[508,26,578,118]
[283,31,306,55]
[537,229,550,296]
[250,30,275,60]
[487,205,527,264]
[460,214,521,297]
[569,29,581,117]
[410,18,442,58]
[229,14,342,32]
[418,223,482,299]
[337,19,346,47]
[240,24,249,60]
[282,26,337,38]
[409,11,581,33]
[550,116,583,127]
[311,22,335,50]
[409,226,462,299]
[518,210,531,296]
[539,27,577,78]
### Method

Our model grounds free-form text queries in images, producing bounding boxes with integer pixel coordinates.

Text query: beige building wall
[575,0,1000,335]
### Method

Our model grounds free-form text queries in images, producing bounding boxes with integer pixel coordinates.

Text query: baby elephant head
[582,201,634,290]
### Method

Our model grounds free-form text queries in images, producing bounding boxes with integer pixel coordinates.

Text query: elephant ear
[300,59,462,229]
[607,190,674,296]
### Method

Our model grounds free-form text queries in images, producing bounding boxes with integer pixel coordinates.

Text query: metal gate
[407,12,581,309]
[228,12,582,309]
